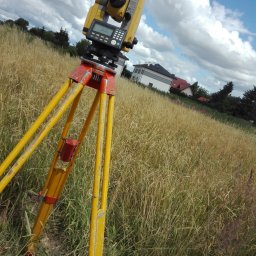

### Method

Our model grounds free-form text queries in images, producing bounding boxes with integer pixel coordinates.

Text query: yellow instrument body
[83,0,145,52]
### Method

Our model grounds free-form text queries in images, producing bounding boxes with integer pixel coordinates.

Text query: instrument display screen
[93,23,114,36]
[87,20,126,50]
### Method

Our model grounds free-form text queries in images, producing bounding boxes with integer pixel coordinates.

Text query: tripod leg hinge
[44,196,59,205]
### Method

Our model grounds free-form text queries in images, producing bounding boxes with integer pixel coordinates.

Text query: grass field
[145,86,256,136]
[1,26,256,256]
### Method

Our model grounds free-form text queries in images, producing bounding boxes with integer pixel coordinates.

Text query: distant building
[131,63,176,92]
[197,97,210,103]
[170,77,193,97]
[115,53,129,76]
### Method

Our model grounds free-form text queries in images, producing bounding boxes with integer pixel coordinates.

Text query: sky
[0,0,255,96]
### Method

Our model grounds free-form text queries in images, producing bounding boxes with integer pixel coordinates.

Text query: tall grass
[1,26,256,255]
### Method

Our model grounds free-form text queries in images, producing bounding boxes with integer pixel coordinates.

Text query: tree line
[0,17,90,57]
[171,81,256,124]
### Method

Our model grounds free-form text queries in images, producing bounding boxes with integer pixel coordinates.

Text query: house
[131,63,176,92]
[115,53,129,76]
[170,77,193,97]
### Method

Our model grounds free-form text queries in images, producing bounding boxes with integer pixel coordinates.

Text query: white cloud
[0,0,255,94]
[0,0,93,42]
[146,0,256,94]
[212,1,255,36]
[137,15,173,52]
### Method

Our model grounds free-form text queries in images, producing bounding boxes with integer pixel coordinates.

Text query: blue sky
[0,0,255,96]
[217,0,256,31]
[217,0,256,46]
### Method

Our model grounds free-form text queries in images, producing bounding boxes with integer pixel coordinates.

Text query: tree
[225,96,241,115]
[211,82,233,103]
[76,39,90,56]
[4,19,15,27]
[209,82,234,112]
[191,82,199,95]
[42,30,55,43]
[29,27,45,39]
[237,86,256,122]
[242,86,256,104]
[54,27,69,48]
[191,82,209,98]
[68,45,78,57]
[15,18,29,31]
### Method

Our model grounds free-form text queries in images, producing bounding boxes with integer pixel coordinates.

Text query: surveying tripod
[0,0,145,255]
[1,58,116,255]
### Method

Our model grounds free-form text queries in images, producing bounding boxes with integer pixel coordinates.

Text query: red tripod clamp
[69,59,116,96]
[60,138,79,162]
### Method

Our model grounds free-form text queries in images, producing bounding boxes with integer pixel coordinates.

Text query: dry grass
[1,26,256,256]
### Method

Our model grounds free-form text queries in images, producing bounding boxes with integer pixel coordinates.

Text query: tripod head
[83,0,145,67]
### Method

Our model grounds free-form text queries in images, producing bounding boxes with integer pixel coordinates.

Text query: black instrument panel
[87,20,126,50]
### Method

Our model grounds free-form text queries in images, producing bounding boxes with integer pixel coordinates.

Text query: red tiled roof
[171,78,190,91]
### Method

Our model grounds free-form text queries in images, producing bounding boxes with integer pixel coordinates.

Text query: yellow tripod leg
[27,92,100,255]
[56,92,101,194]
[89,91,108,256]
[95,95,115,256]
[41,88,83,195]
[0,79,70,178]
[0,83,83,194]
[27,167,66,254]
[42,71,93,193]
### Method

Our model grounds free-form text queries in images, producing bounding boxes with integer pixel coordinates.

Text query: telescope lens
[109,0,126,8]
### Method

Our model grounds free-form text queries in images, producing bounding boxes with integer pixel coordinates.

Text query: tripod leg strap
[44,196,59,205]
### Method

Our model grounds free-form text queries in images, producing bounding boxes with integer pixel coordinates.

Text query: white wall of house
[140,75,171,92]
[181,87,193,97]
[131,68,143,83]
[115,57,126,76]
[115,64,123,76]
[131,67,173,93]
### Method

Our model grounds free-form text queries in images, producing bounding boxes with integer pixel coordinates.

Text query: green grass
[145,86,256,136]
[1,26,256,256]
